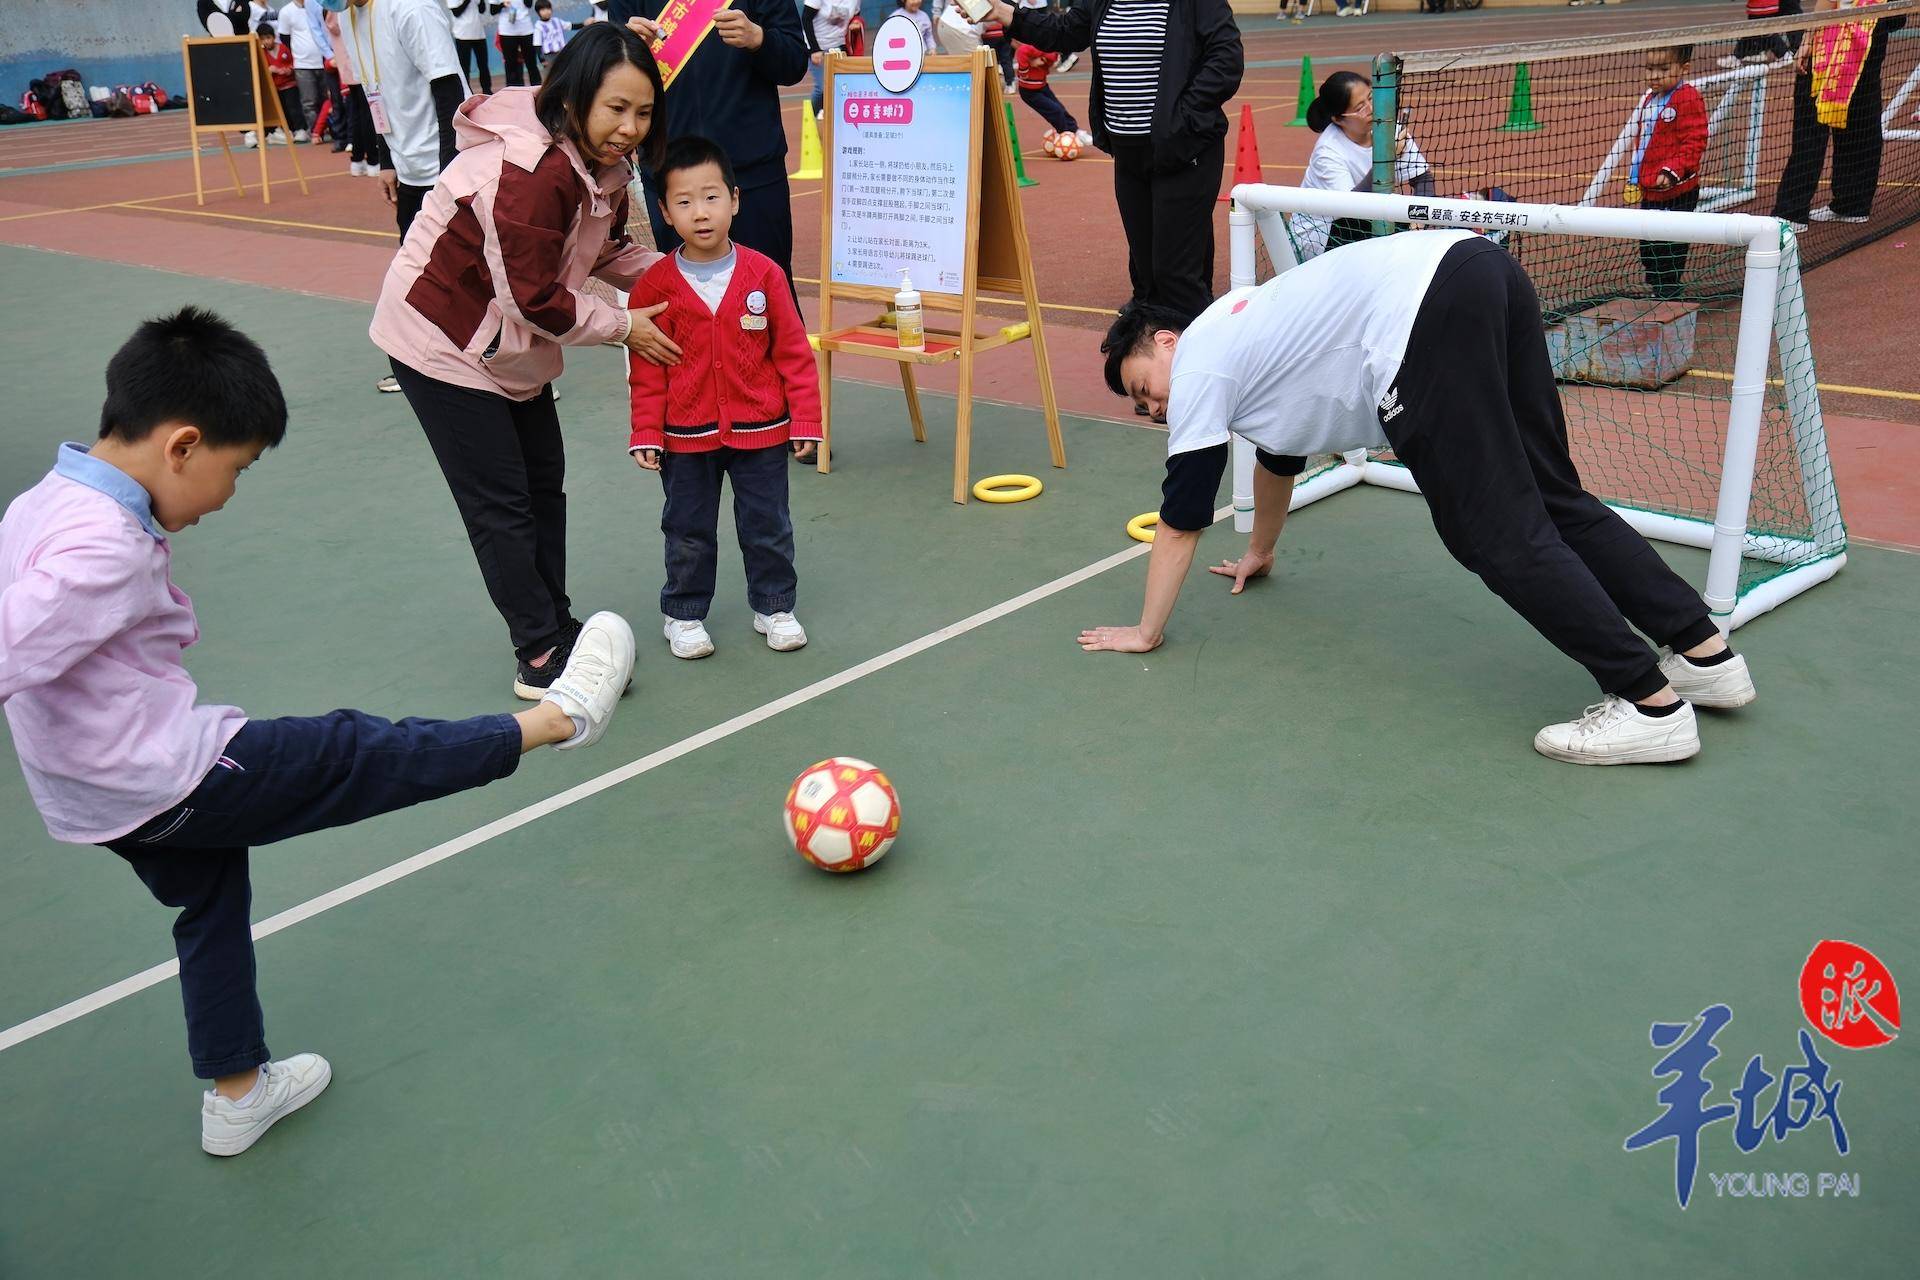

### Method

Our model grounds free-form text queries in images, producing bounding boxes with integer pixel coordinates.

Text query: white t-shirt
[347,0,466,187]
[1291,125,1432,260]
[250,2,278,35]
[447,0,493,41]
[812,0,861,52]
[498,0,535,36]
[676,247,737,314]
[280,0,326,68]
[1165,231,1478,461]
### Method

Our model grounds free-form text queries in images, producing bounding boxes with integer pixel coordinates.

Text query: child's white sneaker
[664,615,715,660]
[1075,129,1092,147]
[544,611,635,750]
[1533,696,1700,765]
[1657,648,1757,709]
[292,129,310,143]
[242,129,258,148]
[201,1052,331,1156]
[753,611,808,652]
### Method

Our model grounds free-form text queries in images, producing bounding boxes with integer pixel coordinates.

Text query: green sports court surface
[2,245,1918,1274]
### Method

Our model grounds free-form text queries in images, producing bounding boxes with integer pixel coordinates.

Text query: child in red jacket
[1014,37,1087,151]
[251,23,305,147]
[1629,45,1709,299]
[628,137,820,661]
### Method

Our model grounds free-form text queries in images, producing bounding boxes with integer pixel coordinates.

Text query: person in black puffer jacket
[987,0,1242,322]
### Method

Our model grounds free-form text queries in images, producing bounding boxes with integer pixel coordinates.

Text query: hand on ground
[1078,625,1162,654]
[1206,548,1272,595]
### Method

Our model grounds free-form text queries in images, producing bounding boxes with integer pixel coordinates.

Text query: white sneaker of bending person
[1534,696,1700,765]
[201,1053,332,1156]
[544,611,636,750]
[753,611,808,652]
[1657,648,1757,708]
[664,615,716,659]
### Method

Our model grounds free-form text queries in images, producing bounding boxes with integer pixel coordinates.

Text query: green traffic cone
[1496,62,1542,133]
[1288,56,1314,128]
[1005,101,1038,188]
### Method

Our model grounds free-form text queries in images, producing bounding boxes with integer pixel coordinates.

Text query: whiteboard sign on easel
[829,70,972,293]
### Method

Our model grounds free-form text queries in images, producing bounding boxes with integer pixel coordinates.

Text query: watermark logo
[1801,939,1900,1050]
[1624,942,1896,1209]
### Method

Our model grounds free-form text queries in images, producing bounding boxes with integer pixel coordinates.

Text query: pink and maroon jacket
[369,88,660,401]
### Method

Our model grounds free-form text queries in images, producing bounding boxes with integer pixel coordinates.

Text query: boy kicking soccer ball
[0,309,637,1155]
[626,136,821,660]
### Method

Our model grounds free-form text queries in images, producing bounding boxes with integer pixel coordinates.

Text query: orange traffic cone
[1218,104,1263,204]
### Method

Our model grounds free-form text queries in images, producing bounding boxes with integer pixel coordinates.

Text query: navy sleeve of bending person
[1159,444,1304,532]
[1008,0,1094,54]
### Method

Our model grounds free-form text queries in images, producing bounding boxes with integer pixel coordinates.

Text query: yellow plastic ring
[1126,512,1159,543]
[973,474,1043,503]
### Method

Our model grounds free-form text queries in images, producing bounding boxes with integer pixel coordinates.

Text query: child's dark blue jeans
[103,710,522,1078]
[658,444,799,621]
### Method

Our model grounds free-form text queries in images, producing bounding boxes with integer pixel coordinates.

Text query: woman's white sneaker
[1657,649,1757,708]
[201,1052,332,1156]
[753,611,808,651]
[664,616,716,659]
[1533,696,1700,765]
[544,611,635,750]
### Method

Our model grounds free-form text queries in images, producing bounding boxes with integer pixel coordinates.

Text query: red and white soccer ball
[1040,128,1059,157]
[1054,133,1081,161]
[783,757,901,872]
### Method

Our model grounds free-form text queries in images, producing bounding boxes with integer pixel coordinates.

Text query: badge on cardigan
[1660,106,1677,123]
[740,315,767,331]
[745,290,767,316]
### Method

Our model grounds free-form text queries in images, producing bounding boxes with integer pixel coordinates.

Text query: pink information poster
[829,71,974,293]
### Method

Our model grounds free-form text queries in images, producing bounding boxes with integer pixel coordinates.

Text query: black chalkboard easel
[182,36,308,206]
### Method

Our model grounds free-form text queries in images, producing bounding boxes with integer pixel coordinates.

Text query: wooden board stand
[815,49,1064,504]
[182,36,309,207]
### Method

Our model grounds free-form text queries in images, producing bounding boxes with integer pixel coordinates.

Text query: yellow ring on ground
[1127,512,1159,543]
[973,474,1043,503]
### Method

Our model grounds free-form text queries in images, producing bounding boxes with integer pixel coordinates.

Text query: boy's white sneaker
[664,615,716,660]
[1533,696,1701,765]
[292,129,310,143]
[1075,129,1092,147]
[1809,206,1868,224]
[1657,649,1757,709]
[242,129,259,148]
[753,611,808,652]
[544,611,635,750]
[201,1052,331,1156]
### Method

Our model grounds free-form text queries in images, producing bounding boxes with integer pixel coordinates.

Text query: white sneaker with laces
[753,611,808,652]
[243,130,259,148]
[376,373,401,393]
[292,129,310,143]
[1075,129,1092,147]
[1809,206,1868,224]
[1534,696,1700,765]
[664,615,716,660]
[1657,648,1757,708]
[545,611,635,750]
[201,1053,331,1156]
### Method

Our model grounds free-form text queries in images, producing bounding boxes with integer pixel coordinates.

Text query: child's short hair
[1657,44,1693,64]
[256,22,274,37]
[99,307,288,449]
[535,0,552,10]
[656,135,738,193]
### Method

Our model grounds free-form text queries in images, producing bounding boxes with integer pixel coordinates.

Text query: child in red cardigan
[628,137,821,660]
[1630,45,1709,299]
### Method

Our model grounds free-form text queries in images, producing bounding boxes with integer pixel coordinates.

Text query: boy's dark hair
[535,0,552,10]
[534,21,667,172]
[1100,303,1191,398]
[1657,44,1693,64]
[656,134,738,193]
[255,21,273,37]
[99,307,288,448]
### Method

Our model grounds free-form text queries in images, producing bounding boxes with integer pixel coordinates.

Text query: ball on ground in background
[1040,128,1058,156]
[783,757,901,872]
[1054,133,1081,160]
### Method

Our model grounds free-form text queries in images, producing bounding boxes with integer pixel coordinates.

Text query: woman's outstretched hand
[624,301,681,365]
[1206,548,1273,595]
[1078,625,1162,654]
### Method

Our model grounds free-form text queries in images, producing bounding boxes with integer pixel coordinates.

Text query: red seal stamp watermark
[1799,940,1899,1050]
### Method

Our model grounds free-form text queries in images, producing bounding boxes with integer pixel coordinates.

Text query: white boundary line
[0,518,1200,1058]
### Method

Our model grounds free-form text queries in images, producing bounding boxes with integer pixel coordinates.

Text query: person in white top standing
[1292,70,1432,260]
[801,0,860,116]
[278,0,331,142]
[1081,231,1759,766]
[497,0,542,86]
[334,0,468,392]
[448,0,500,93]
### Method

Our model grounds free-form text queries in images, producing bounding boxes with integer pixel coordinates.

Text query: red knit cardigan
[1636,83,1709,202]
[626,246,822,454]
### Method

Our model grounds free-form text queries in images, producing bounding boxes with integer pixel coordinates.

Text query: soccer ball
[783,757,901,872]
[1040,129,1059,157]
[1054,133,1081,161]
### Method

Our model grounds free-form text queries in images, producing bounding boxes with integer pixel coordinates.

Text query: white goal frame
[1225,184,1847,632]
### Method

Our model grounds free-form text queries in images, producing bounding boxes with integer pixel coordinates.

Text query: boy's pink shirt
[0,457,245,844]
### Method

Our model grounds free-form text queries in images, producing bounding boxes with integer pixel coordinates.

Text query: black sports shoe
[512,618,583,701]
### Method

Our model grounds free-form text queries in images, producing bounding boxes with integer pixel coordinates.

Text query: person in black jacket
[987,0,1243,322]
[609,0,809,285]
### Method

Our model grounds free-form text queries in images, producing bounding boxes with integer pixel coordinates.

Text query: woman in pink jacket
[372,21,679,698]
